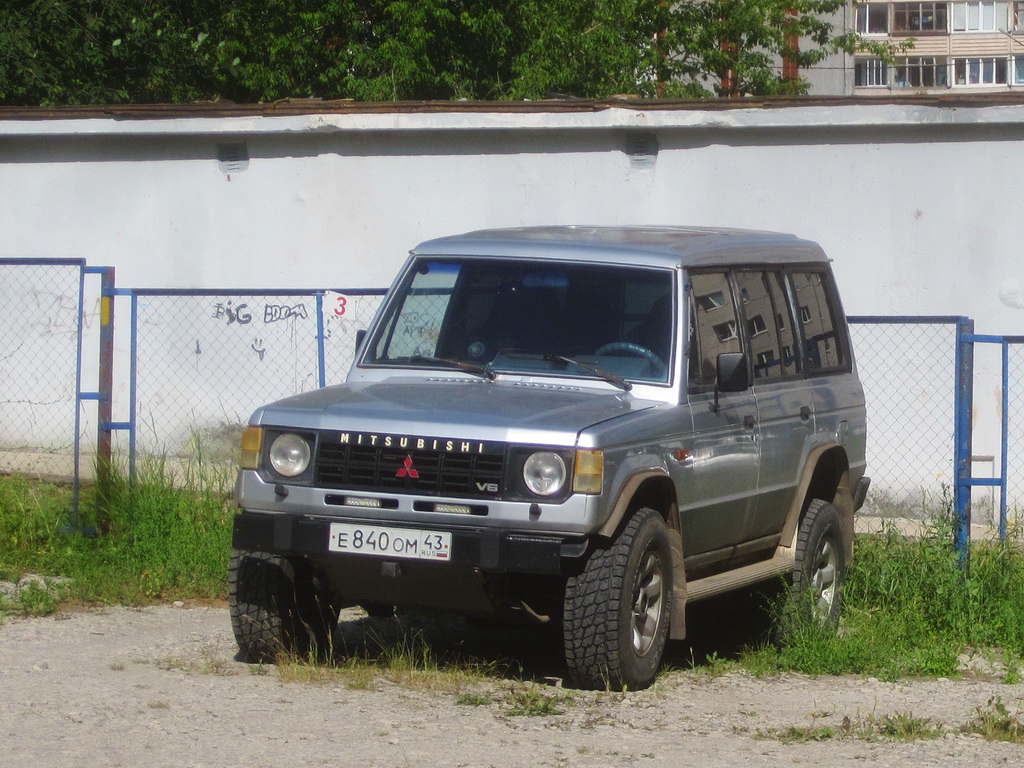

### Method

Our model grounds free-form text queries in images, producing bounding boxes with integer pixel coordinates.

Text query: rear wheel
[563,507,672,690]
[229,549,338,662]
[790,499,847,626]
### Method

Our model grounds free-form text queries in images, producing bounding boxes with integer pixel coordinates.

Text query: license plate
[328,523,452,561]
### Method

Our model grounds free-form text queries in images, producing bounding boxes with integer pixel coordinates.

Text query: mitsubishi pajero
[229,226,869,690]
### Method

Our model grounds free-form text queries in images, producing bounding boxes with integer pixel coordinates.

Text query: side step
[683,548,795,604]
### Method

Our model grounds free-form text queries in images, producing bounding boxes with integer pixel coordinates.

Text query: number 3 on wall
[324,290,349,318]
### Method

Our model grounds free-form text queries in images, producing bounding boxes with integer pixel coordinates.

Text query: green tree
[0,0,904,106]
[661,0,904,98]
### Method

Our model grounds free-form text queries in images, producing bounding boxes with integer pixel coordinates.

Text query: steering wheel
[594,342,665,375]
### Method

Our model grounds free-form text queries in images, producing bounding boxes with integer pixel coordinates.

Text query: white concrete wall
[2,101,1022,501]
[3,103,1022,327]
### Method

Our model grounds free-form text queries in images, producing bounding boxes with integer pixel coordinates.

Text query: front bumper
[232,511,589,575]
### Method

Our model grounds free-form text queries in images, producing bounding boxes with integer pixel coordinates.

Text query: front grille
[315,437,506,498]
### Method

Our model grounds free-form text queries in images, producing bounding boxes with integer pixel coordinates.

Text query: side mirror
[717,352,749,393]
[712,352,749,413]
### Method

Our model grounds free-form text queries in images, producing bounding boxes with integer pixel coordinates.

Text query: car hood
[250,377,660,447]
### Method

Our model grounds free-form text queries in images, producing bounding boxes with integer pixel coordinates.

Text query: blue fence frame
[957,332,1024,541]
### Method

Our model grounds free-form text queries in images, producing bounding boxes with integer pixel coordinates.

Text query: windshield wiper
[409,355,496,380]
[544,354,632,392]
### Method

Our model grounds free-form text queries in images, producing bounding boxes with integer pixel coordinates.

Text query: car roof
[411,226,829,268]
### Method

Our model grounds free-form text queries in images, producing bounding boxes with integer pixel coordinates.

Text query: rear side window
[789,270,849,375]
[734,270,800,381]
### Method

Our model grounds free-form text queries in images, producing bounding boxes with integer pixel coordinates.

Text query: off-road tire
[563,507,672,691]
[228,549,338,663]
[790,499,848,627]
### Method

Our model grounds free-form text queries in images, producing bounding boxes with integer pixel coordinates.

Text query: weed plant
[757,711,944,743]
[0,459,233,607]
[961,697,1024,743]
[747,505,1024,679]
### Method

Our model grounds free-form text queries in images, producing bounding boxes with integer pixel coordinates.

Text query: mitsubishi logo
[396,455,420,479]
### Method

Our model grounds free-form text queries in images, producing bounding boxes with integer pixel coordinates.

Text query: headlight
[523,451,567,496]
[268,433,311,477]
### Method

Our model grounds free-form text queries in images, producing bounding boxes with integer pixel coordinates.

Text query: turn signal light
[239,427,263,469]
[573,449,604,494]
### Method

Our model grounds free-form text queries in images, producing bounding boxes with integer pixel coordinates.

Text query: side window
[789,270,849,374]
[734,270,800,380]
[688,271,742,389]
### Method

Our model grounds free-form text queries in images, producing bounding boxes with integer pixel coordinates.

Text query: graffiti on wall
[195,293,361,364]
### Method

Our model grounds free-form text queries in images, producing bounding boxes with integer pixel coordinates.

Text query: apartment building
[853,1,1024,91]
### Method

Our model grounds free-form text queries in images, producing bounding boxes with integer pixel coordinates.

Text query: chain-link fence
[0,263,1017,529]
[321,290,386,383]
[132,290,384,463]
[848,317,962,519]
[0,260,84,478]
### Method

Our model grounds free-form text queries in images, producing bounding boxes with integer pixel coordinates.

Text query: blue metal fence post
[316,291,327,389]
[954,317,975,559]
[72,263,87,527]
[1000,339,1010,539]
[129,291,139,481]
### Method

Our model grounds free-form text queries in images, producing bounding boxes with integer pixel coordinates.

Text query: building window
[713,320,738,342]
[1014,0,1024,28]
[856,57,889,86]
[755,350,777,377]
[696,291,726,311]
[954,57,1008,84]
[895,57,949,87]
[856,3,890,32]
[892,2,949,31]
[1014,56,1024,83]
[951,1,1008,30]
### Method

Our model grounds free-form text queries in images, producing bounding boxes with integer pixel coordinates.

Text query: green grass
[6,469,1024,688]
[0,461,233,608]
[742,508,1024,680]
[276,626,506,693]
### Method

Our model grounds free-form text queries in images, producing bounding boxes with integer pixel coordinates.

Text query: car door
[678,270,760,560]
[734,268,815,542]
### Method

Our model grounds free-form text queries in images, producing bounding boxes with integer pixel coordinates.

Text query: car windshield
[365,257,675,384]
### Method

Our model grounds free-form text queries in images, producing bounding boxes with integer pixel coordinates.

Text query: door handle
[800,406,811,421]
[743,414,755,430]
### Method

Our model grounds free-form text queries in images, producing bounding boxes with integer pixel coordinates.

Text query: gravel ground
[1,605,1023,768]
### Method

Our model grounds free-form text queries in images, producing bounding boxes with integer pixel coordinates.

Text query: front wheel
[563,507,673,690]
[228,549,338,663]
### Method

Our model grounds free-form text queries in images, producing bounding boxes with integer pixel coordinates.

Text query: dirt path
[1,605,1022,768]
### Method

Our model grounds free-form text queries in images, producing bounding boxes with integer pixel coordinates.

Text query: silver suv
[229,226,869,690]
